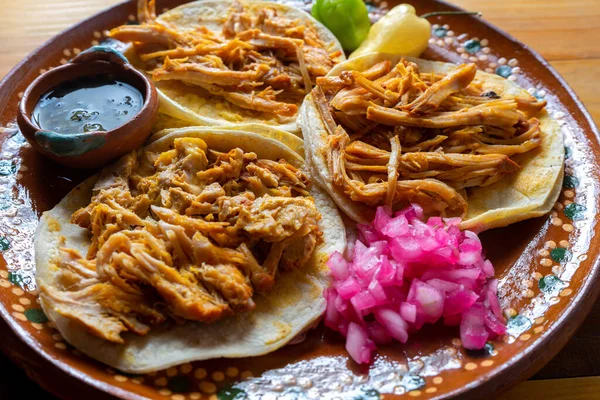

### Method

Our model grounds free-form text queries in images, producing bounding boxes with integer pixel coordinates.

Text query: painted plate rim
[0,0,599,399]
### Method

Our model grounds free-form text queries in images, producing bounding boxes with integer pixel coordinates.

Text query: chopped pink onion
[426,278,461,293]
[373,206,393,236]
[407,280,445,322]
[353,240,368,261]
[346,322,374,364]
[485,311,507,336]
[443,288,479,317]
[351,291,377,312]
[396,203,424,221]
[327,251,349,281]
[461,305,489,349]
[376,256,397,286]
[427,216,444,228]
[389,237,424,262]
[324,289,340,326]
[367,321,393,345]
[484,280,503,319]
[384,286,407,304]
[357,223,381,244]
[399,302,417,323]
[461,322,489,350]
[368,279,388,302]
[381,215,409,238]
[422,268,482,284]
[443,217,462,227]
[336,277,361,300]
[324,205,506,364]
[481,260,495,278]
[374,308,409,343]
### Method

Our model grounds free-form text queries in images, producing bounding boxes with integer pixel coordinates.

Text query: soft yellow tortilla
[124,0,346,135]
[35,127,346,373]
[300,53,564,232]
[148,123,306,157]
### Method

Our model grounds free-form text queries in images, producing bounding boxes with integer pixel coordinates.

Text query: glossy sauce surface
[32,76,142,134]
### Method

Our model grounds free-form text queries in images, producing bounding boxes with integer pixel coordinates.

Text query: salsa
[32,76,143,134]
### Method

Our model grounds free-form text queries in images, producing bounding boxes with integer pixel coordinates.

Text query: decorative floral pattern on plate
[0,1,598,399]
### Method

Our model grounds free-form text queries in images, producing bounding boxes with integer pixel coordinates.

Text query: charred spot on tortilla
[481,90,500,99]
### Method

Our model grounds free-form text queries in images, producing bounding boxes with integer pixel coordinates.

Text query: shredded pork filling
[109,0,339,118]
[42,138,321,343]
[314,59,546,218]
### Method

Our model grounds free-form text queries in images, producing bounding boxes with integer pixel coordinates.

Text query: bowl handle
[71,45,130,66]
[34,130,107,158]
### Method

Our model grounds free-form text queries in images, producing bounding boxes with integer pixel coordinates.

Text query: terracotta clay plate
[0,0,598,399]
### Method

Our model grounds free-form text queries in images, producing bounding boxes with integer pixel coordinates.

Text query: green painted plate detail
[463,39,481,54]
[564,203,586,220]
[565,146,572,158]
[0,236,10,252]
[354,387,381,400]
[8,272,25,287]
[563,175,578,188]
[218,387,247,400]
[539,275,566,293]
[24,309,49,323]
[550,247,572,263]
[0,160,16,176]
[506,315,532,336]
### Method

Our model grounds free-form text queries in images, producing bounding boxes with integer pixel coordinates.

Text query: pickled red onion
[324,205,506,364]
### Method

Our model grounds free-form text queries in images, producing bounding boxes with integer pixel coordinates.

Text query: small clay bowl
[17,46,158,169]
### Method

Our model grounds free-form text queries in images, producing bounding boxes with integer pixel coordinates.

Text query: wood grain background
[1,0,599,398]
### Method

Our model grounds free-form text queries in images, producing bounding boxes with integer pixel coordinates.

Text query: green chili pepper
[312,0,371,52]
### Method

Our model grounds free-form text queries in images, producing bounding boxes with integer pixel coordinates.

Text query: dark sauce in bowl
[32,76,143,134]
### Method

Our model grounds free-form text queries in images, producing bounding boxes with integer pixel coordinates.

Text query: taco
[110,0,346,134]
[35,127,346,373]
[299,53,564,232]
[148,123,305,157]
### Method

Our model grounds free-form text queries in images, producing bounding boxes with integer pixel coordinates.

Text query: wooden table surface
[1,0,600,398]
